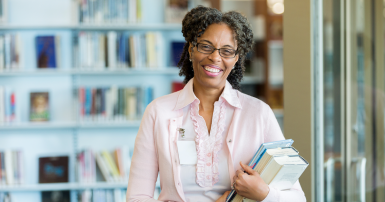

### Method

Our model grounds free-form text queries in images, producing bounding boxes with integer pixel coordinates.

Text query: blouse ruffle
[190,98,227,187]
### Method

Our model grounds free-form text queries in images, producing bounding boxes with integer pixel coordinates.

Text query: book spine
[4,150,13,185]
[0,152,5,185]
[0,86,4,124]
[0,35,4,71]
[101,151,120,181]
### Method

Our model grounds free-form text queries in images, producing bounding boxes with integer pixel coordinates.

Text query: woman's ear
[188,43,193,58]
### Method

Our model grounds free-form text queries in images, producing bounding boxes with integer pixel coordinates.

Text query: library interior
[0,0,385,202]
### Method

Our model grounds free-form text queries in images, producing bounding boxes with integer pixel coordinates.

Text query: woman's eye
[222,49,234,55]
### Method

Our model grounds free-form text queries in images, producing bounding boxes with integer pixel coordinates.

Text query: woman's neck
[193,82,225,111]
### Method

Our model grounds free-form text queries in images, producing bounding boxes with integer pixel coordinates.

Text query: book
[165,0,189,23]
[35,36,59,68]
[41,190,70,202]
[172,81,185,93]
[29,92,50,122]
[226,139,309,202]
[78,86,153,122]
[0,0,8,24]
[171,41,185,66]
[38,156,69,183]
[101,150,120,181]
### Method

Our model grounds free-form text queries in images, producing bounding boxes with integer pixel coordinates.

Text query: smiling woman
[126,6,306,202]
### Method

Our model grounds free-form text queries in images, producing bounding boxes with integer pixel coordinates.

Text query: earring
[232,66,235,70]
[189,59,192,62]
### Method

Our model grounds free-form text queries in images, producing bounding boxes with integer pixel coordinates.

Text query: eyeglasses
[196,43,238,58]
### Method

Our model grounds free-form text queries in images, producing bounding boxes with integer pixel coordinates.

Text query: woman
[126,6,306,202]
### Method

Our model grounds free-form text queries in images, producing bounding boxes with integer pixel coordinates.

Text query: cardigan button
[229,139,232,143]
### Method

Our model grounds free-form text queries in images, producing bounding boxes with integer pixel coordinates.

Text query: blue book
[85,88,92,118]
[171,41,185,66]
[35,36,58,68]
[226,139,294,202]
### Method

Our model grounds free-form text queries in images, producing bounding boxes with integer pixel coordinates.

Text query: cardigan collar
[173,78,242,111]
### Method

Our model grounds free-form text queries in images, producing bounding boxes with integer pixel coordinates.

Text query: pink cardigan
[126,80,306,202]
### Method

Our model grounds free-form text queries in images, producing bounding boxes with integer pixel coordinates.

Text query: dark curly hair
[177,6,254,90]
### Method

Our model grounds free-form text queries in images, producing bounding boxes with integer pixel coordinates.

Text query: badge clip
[178,128,185,138]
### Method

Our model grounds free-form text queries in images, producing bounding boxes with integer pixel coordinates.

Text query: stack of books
[0,34,22,71]
[78,0,142,24]
[226,139,308,202]
[0,150,24,186]
[76,146,131,183]
[73,31,164,69]
[0,86,16,124]
[77,86,153,122]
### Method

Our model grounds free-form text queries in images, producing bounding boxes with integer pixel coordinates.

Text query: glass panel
[322,0,344,201]
[346,0,384,201]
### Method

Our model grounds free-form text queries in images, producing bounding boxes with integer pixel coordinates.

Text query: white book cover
[0,0,7,23]
[86,33,93,68]
[0,86,4,124]
[99,34,106,68]
[4,34,10,70]
[113,189,123,202]
[3,86,11,123]
[18,151,24,185]
[0,35,5,70]
[55,35,61,68]
[128,0,137,23]
[107,31,117,69]
[155,32,164,68]
[4,150,13,185]
[121,145,131,180]
[95,152,113,182]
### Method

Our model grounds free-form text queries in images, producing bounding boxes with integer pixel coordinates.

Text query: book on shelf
[29,92,50,122]
[165,0,189,23]
[0,0,7,24]
[226,139,309,202]
[0,86,17,124]
[41,190,70,202]
[171,81,184,93]
[0,193,11,202]
[38,156,69,184]
[35,35,60,68]
[77,188,130,202]
[76,146,131,183]
[0,34,22,71]
[170,41,185,66]
[73,31,164,69]
[78,0,141,24]
[77,86,153,122]
[0,150,24,185]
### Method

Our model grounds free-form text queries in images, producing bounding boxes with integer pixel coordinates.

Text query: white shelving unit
[0,1,264,202]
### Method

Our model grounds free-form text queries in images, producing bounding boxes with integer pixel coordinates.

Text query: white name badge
[177,141,197,165]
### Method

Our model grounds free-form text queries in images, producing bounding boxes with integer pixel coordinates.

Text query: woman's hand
[216,191,231,202]
[232,162,270,201]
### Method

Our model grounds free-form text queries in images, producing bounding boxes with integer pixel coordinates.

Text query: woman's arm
[126,104,161,202]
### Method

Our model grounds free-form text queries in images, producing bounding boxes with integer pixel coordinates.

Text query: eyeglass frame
[194,42,238,58]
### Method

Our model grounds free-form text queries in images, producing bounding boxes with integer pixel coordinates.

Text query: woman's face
[188,23,239,89]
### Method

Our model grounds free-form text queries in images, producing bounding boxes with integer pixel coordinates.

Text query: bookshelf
[0,1,265,202]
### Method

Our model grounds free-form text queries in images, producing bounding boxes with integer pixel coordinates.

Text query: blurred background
[0,0,384,202]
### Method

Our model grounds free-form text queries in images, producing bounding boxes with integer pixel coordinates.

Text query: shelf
[0,182,129,192]
[0,23,182,31]
[0,121,141,130]
[0,68,180,76]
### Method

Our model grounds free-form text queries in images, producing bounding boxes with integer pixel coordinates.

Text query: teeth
[204,66,220,73]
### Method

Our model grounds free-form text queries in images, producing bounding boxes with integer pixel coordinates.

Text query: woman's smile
[202,64,223,77]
